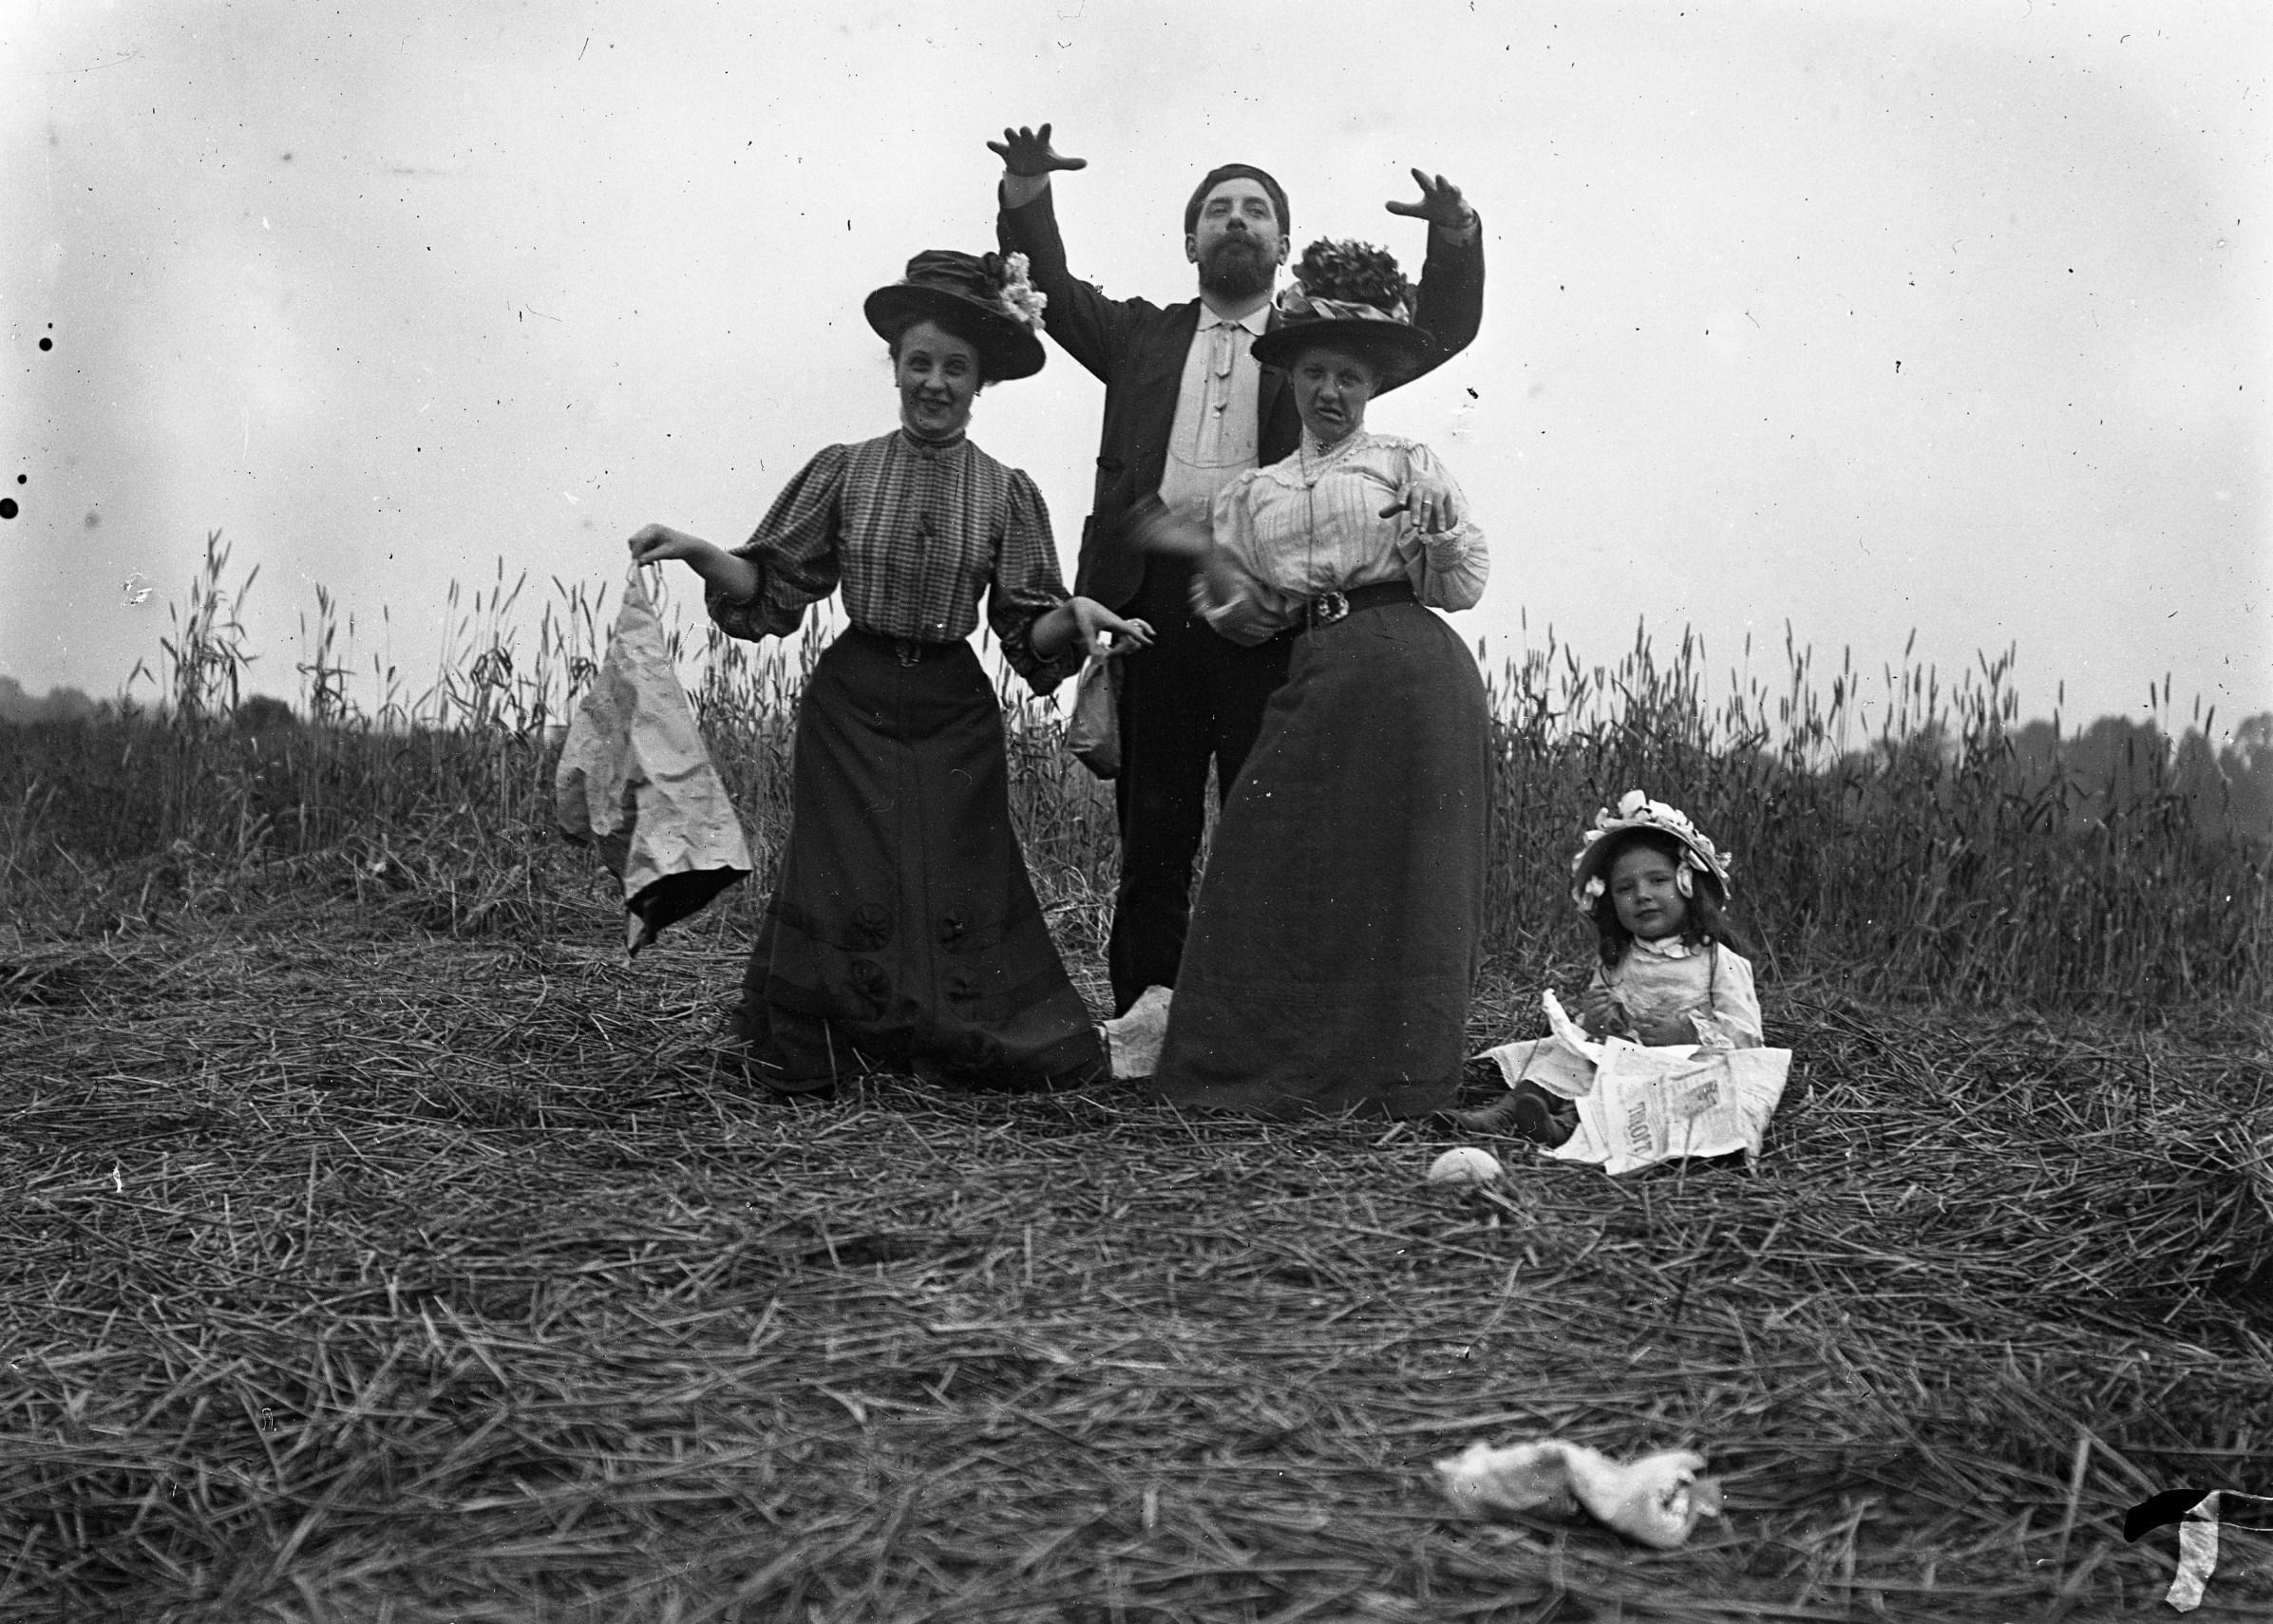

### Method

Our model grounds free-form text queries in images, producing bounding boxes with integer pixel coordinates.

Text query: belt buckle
[1311,590,1349,628]
[895,638,921,668]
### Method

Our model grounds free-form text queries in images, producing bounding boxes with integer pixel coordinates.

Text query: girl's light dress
[1587,935,1763,1050]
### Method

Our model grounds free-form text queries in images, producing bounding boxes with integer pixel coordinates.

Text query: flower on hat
[997,252,1048,335]
[866,249,1051,382]
[1283,238,1414,324]
[1569,790,1734,916]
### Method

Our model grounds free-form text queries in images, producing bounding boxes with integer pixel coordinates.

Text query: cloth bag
[1064,652,1121,779]
[554,569,754,954]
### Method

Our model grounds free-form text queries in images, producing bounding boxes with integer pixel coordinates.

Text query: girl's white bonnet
[1570,790,1734,916]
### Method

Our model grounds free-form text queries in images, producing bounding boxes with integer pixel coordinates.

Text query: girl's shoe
[1450,1090,1525,1134]
[1450,1081,1578,1143]
[1510,1082,1579,1148]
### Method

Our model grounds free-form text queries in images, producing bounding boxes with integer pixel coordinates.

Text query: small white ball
[1427,1146,1504,1186]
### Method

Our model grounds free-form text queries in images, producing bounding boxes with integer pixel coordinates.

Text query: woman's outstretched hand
[1034,595,1152,662]
[987,123,1089,178]
[628,524,709,566]
[627,524,760,604]
[1379,474,1459,534]
[1070,597,1154,658]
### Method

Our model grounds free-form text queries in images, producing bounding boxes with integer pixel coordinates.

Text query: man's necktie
[1210,323,1234,412]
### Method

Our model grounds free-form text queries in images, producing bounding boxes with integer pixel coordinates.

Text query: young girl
[1464,793,1764,1145]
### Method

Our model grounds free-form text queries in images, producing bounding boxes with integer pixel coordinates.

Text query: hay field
[4,547,2271,1621]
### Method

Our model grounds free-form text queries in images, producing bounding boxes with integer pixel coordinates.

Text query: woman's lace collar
[1294,427,1370,486]
[1299,426,1369,463]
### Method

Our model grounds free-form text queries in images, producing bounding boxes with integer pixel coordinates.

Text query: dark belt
[1295,578,1415,633]
[848,627,961,667]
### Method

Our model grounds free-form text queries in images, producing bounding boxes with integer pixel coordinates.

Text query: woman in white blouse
[1133,239,1493,1118]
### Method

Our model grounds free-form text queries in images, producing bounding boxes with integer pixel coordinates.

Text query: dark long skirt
[1146,600,1490,1118]
[733,629,1103,1092]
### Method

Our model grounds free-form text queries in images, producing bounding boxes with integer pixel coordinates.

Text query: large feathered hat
[863,249,1049,382]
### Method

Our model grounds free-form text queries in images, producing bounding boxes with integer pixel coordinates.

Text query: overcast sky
[5,0,2266,735]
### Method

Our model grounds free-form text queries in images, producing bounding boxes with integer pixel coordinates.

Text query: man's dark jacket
[997,188,1487,611]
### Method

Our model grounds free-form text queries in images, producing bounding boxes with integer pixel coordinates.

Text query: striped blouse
[706,430,1082,694]
[1195,430,1489,645]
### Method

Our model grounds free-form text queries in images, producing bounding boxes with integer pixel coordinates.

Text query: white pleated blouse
[1192,429,1489,646]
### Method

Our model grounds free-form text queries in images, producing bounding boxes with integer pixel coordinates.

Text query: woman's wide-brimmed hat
[1569,790,1735,916]
[863,249,1050,382]
[1251,237,1436,380]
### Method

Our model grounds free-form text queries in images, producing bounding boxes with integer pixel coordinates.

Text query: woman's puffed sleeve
[1396,441,1488,613]
[1695,946,1765,1049]
[986,469,1084,697]
[1194,472,1300,644]
[708,444,851,643]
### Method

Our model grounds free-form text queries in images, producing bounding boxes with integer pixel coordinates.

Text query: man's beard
[1198,236,1275,300]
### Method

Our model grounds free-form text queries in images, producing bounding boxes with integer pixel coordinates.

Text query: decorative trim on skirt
[734,629,1102,1090]
[1147,599,1489,1118]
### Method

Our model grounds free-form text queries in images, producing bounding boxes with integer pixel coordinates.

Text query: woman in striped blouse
[630,250,1150,1096]
[1135,238,1491,1118]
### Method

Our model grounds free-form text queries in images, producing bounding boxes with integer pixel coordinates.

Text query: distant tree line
[2004,713,2273,843]
[0,677,104,725]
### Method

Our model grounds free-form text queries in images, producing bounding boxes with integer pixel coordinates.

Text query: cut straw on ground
[4,868,2269,1621]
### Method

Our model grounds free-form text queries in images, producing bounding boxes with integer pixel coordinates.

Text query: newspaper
[1484,991,1791,1175]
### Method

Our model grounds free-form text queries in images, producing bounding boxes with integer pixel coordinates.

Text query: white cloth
[1156,305,1271,525]
[1194,429,1488,645]
[554,571,755,954]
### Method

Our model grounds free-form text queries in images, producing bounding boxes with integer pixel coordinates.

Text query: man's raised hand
[1385,169,1474,233]
[988,123,1089,179]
